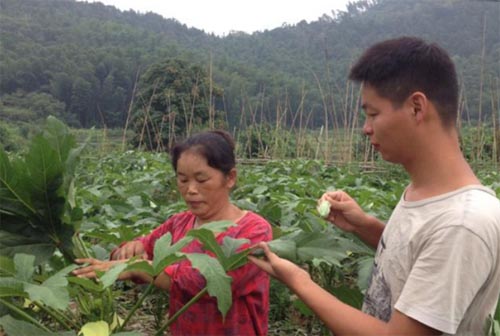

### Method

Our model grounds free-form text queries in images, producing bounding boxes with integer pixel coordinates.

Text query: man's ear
[409,91,428,122]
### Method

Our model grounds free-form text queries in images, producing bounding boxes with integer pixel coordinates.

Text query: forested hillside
[0,0,499,133]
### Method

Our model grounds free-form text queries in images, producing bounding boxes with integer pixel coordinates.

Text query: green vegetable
[317,200,331,218]
[252,240,298,263]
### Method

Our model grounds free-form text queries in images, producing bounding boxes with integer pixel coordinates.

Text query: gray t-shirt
[362,185,500,335]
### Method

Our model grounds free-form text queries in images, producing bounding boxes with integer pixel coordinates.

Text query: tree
[70,78,92,127]
[132,58,221,150]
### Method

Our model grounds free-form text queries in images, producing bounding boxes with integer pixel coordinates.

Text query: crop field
[1,118,499,335]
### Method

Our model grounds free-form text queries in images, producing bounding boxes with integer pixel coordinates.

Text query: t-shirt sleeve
[395,226,493,334]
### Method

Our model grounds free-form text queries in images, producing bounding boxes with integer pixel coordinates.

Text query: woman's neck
[195,204,246,226]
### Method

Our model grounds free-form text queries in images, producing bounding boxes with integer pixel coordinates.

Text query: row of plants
[1,117,499,335]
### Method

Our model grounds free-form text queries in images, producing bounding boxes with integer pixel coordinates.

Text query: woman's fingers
[72,259,115,278]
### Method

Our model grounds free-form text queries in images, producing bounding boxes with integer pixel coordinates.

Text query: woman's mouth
[188,201,203,208]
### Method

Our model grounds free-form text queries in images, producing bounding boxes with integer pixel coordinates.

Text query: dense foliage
[1,0,499,134]
[1,119,499,334]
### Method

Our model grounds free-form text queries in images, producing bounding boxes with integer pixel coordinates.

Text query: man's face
[361,84,416,164]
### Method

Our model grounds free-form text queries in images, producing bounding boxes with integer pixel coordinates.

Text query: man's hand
[248,242,310,288]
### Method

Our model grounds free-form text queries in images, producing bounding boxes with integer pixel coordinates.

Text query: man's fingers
[248,255,276,277]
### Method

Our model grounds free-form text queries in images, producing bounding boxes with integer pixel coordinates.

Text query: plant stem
[116,283,155,332]
[0,298,51,332]
[155,286,208,336]
[152,250,251,335]
[34,302,78,330]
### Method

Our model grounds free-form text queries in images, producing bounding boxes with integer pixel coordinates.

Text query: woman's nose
[186,182,198,194]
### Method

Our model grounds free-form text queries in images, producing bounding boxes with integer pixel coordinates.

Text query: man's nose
[362,121,373,135]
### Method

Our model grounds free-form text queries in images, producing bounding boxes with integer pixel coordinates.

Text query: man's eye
[197,179,208,183]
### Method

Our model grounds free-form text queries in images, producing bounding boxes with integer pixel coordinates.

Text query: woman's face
[175,150,236,220]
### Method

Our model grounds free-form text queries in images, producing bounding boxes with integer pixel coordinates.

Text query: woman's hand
[110,241,147,260]
[248,242,310,289]
[72,258,124,279]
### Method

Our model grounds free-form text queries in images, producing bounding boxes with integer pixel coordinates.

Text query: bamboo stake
[122,67,140,151]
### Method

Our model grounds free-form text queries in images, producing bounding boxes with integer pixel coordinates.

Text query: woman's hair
[349,36,459,128]
[170,130,236,175]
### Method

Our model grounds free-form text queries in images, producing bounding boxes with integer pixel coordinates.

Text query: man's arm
[249,243,441,336]
[289,270,439,335]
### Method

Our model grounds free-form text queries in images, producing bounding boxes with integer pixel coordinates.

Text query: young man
[249,36,500,335]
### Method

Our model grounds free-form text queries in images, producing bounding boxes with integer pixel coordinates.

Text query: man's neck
[403,137,480,201]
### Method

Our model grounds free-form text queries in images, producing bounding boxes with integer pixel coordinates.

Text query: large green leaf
[0,314,75,336]
[0,255,15,276]
[220,237,250,270]
[0,231,55,264]
[6,255,76,310]
[68,276,103,292]
[220,237,249,258]
[196,220,235,232]
[296,234,347,265]
[0,277,26,297]
[100,263,129,289]
[24,282,69,311]
[330,285,364,309]
[152,234,191,273]
[0,117,84,263]
[0,147,36,218]
[14,254,35,282]
[23,264,76,311]
[187,228,225,261]
[356,256,374,291]
[186,253,232,318]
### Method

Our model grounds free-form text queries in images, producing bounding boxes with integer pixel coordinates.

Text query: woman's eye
[197,179,208,183]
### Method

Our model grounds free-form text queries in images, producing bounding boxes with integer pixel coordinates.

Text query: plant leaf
[187,228,225,261]
[195,220,235,232]
[100,263,129,289]
[220,237,251,270]
[267,239,297,262]
[0,231,55,264]
[152,234,191,273]
[24,282,70,311]
[0,255,15,276]
[221,236,249,258]
[187,253,232,318]
[79,320,110,336]
[68,276,103,292]
[0,314,75,335]
[0,277,26,297]
[14,253,35,281]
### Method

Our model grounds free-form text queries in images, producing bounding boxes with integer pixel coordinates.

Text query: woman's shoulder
[239,211,272,228]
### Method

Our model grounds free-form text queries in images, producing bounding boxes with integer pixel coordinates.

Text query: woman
[73,130,272,335]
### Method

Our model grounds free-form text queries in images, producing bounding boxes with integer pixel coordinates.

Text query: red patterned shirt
[138,211,272,336]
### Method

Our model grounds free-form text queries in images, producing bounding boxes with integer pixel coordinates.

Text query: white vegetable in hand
[317,200,331,218]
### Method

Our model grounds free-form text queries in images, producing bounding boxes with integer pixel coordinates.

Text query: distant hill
[0,0,498,129]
